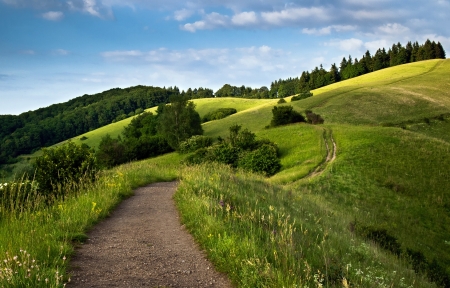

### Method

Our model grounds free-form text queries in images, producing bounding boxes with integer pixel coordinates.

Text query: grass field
[2,59,450,287]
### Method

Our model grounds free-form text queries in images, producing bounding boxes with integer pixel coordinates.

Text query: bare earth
[68,181,232,288]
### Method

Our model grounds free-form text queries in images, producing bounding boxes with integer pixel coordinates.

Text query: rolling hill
[2,59,450,286]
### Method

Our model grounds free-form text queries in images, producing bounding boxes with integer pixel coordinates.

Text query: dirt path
[307,128,337,178]
[68,181,232,288]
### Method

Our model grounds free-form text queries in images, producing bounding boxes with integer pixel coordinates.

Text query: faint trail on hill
[305,128,336,179]
[68,181,232,288]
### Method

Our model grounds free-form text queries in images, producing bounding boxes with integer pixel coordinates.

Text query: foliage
[201,108,237,123]
[184,125,281,176]
[305,110,324,124]
[291,91,313,102]
[157,96,203,150]
[178,135,214,154]
[96,134,127,168]
[238,144,281,176]
[277,98,286,104]
[269,106,305,127]
[33,141,97,198]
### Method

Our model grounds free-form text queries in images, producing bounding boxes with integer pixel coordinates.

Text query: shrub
[238,144,281,176]
[291,91,313,102]
[34,141,97,197]
[80,136,88,141]
[96,134,127,168]
[202,108,237,122]
[213,144,240,167]
[270,106,305,127]
[305,110,324,124]
[178,135,214,154]
[277,98,286,104]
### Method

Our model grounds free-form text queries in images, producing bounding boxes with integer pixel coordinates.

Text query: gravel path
[68,181,232,288]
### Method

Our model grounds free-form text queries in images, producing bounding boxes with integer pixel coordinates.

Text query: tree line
[0,86,210,165]
[214,39,445,99]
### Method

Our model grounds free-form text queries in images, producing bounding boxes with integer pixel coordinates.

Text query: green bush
[183,125,282,176]
[202,108,237,123]
[178,135,214,154]
[270,106,305,127]
[291,91,313,102]
[277,98,286,104]
[34,141,97,197]
[238,144,281,176]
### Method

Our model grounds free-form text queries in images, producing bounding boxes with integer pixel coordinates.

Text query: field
[1,59,450,287]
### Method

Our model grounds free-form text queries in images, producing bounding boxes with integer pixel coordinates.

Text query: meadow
[1,59,450,287]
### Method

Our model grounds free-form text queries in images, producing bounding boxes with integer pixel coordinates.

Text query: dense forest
[0,39,445,166]
[0,86,211,165]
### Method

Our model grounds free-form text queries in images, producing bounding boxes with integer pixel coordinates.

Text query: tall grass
[0,152,181,287]
[175,163,433,287]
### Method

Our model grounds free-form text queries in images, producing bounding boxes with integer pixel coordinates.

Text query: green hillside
[2,59,450,287]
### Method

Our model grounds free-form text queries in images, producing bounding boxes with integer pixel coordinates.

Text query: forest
[0,39,445,166]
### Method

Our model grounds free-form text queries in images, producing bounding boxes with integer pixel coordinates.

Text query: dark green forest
[0,39,445,166]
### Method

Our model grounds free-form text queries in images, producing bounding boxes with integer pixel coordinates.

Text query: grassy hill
[2,59,450,287]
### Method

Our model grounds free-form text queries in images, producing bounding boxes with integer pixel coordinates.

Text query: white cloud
[42,11,64,21]
[99,45,305,88]
[261,7,330,26]
[173,8,193,21]
[231,11,258,26]
[377,23,409,35]
[302,25,357,36]
[326,38,364,52]
[67,0,113,18]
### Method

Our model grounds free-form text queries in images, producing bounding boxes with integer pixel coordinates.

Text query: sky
[0,0,449,115]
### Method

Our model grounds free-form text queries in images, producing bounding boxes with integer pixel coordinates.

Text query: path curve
[306,128,337,179]
[68,181,232,288]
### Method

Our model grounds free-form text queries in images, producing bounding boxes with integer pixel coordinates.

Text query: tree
[157,95,203,150]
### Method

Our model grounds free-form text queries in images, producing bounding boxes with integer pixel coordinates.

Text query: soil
[67,181,232,288]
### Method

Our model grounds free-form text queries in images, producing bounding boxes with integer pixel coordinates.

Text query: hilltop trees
[157,95,203,150]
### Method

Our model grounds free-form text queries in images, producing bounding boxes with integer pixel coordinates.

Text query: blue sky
[1,0,449,115]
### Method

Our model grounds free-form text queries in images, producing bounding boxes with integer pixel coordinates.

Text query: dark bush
[202,108,237,123]
[96,134,128,168]
[270,106,305,127]
[291,91,313,102]
[80,136,88,141]
[305,110,324,124]
[34,141,97,197]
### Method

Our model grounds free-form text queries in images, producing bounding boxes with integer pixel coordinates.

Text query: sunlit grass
[175,163,433,287]
[0,152,182,287]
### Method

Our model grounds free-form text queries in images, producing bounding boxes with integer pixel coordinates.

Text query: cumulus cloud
[42,11,64,21]
[302,25,357,36]
[67,0,113,18]
[326,38,364,52]
[99,45,305,87]
[231,11,258,26]
[173,8,194,21]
